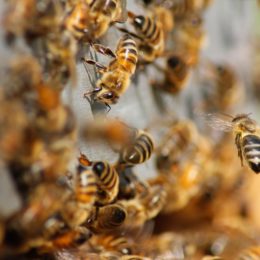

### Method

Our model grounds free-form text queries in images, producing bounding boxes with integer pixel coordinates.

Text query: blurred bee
[118,11,165,63]
[89,234,133,255]
[3,183,70,253]
[151,54,192,94]
[206,113,260,174]
[44,30,77,86]
[118,183,166,229]
[64,0,127,40]
[82,34,138,107]
[61,165,97,228]
[118,129,154,166]
[199,61,244,112]
[173,13,206,67]
[3,0,62,42]
[155,120,199,173]
[86,204,127,233]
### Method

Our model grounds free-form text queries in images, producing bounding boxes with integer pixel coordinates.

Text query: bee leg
[235,134,243,166]
[90,43,116,58]
[116,27,144,41]
[81,57,107,73]
[105,103,111,113]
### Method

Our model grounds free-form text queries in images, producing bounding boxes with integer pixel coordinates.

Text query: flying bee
[118,129,154,166]
[206,113,260,174]
[82,34,138,107]
[118,11,165,63]
[86,204,127,233]
[151,54,192,94]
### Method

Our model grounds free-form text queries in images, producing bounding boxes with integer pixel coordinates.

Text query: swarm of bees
[1,0,260,259]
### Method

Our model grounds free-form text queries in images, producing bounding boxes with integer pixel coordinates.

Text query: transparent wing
[204,113,234,132]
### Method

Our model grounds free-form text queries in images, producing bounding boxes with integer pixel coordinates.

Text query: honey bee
[151,54,192,94]
[89,234,133,255]
[173,13,206,66]
[86,204,127,233]
[199,62,244,112]
[118,129,154,166]
[119,11,165,63]
[206,113,260,174]
[118,183,166,229]
[64,0,127,40]
[44,30,77,86]
[82,34,138,107]
[155,120,199,173]
[92,161,120,205]
[3,0,63,43]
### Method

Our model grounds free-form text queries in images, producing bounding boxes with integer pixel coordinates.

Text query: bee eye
[167,56,180,68]
[103,92,114,99]
[134,16,145,29]
[93,162,105,176]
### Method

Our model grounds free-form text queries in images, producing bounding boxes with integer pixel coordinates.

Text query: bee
[173,13,206,67]
[155,120,199,173]
[118,183,166,229]
[206,113,260,174]
[3,0,62,42]
[118,129,154,166]
[86,0,127,39]
[89,234,133,255]
[151,54,192,94]
[92,161,120,205]
[119,11,165,63]
[86,204,127,233]
[199,62,244,112]
[63,0,127,40]
[82,34,138,107]
[44,30,78,86]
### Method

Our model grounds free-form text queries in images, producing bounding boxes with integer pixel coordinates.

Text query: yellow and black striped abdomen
[133,15,162,46]
[242,134,260,173]
[119,131,154,166]
[92,161,119,204]
[75,165,97,205]
[116,34,138,75]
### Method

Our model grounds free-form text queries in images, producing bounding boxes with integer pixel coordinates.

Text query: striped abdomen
[116,34,138,75]
[119,131,154,165]
[238,246,260,260]
[75,165,97,205]
[132,15,164,48]
[242,134,260,173]
[92,161,119,204]
[88,204,126,233]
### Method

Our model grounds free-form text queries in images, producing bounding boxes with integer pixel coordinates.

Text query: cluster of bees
[1,0,260,259]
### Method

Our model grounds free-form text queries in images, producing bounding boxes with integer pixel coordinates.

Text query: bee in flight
[207,113,260,174]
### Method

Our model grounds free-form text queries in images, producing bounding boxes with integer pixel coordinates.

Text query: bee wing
[115,0,128,23]
[205,113,234,132]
